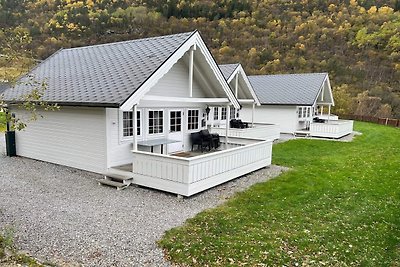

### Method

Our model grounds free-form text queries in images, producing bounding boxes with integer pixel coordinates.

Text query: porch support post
[235,72,239,97]
[225,104,230,148]
[132,105,137,172]
[132,105,138,151]
[189,44,196,98]
[328,104,331,123]
[252,102,255,127]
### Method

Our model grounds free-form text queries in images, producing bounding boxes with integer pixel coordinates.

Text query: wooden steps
[294,130,310,137]
[97,168,134,190]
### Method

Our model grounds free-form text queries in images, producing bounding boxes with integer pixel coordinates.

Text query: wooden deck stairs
[294,130,310,137]
[98,168,134,190]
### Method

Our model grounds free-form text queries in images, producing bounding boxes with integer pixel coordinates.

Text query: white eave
[120,31,240,111]
[225,64,261,106]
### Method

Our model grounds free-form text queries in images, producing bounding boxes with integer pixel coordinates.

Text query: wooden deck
[131,136,272,196]
[210,122,280,141]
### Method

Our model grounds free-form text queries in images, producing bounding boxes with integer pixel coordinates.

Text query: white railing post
[252,102,255,127]
[225,104,230,148]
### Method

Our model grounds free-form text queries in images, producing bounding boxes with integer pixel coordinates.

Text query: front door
[168,109,184,154]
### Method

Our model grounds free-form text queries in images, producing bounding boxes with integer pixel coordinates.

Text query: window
[149,110,163,134]
[230,107,236,119]
[221,107,227,120]
[123,111,141,137]
[170,111,182,132]
[307,107,311,118]
[298,107,302,118]
[188,109,199,130]
[213,107,219,120]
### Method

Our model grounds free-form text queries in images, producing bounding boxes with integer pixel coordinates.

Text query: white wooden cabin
[241,73,353,138]
[3,31,272,196]
[207,63,280,141]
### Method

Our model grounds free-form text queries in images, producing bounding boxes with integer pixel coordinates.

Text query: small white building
[241,73,353,138]
[3,31,273,196]
[209,63,280,141]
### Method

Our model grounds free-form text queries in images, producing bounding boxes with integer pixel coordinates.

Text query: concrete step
[103,171,133,185]
[107,168,133,177]
[97,179,129,190]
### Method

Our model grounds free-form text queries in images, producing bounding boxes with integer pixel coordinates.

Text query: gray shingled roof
[0,82,9,95]
[219,63,239,80]
[248,73,328,105]
[3,31,196,107]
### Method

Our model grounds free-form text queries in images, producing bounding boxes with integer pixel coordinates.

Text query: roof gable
[219,63,260,105]
[3,31,195,107]
[248,73,329,106]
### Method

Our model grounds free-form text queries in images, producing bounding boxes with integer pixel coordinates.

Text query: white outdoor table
[137,138,179,154]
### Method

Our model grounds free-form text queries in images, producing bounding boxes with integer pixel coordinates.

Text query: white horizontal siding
[148,57,205,98]
[241,105,298,134]
[106,108,135,167]
[12,107,107,173]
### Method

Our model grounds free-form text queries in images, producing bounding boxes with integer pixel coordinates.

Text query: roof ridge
[249,72,328,78]
[63,31,197,51]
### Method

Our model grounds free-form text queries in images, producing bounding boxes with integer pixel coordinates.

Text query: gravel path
[0,136,287,266]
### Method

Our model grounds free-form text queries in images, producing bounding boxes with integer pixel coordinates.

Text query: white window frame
[187,109,200,132]
[121,109,142,142]
[230,107,236,119]
[213,107,219,120]
[169,110,182,133]
[221,107,227,120]
[147,109,164,136]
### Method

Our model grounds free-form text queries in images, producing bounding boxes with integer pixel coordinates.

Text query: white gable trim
[226,64,261,106]
[312,74,334,107]
[120,31,240,111]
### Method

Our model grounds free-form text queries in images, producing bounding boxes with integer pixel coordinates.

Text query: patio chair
[191,132,211,152]
[230,119,240,128]
[201,129,220,149]
[237,119,249,128]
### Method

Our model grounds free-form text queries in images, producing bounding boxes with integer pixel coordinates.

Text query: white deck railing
[210,123,280,141]
[310,120,353,138]
[132,137,272,196]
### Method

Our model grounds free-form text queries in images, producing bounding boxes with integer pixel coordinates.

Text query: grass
[0,228,48,267]
[159,122,400,266]
[0,112,5,132]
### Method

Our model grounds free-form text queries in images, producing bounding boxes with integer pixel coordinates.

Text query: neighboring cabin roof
[3,31,196,107]
[219,63,240,80]
[0,82,9,95]
[248,73,328,106]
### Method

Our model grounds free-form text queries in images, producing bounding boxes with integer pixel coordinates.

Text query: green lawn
[0,112,5,132]
[159,122,400,266]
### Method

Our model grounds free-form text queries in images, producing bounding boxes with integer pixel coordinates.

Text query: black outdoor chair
[191,132,211,152]
[237,119,249,128]
[313,117,325,123]
[200,129,220,149]
[230,119,249,129]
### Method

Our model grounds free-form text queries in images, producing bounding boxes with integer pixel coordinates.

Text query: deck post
[132,104,137,171]
[235,72,239,97]
[225,104,230,148]
[252,102,255,127]
[328,104,331,123]
[189,44,196,98]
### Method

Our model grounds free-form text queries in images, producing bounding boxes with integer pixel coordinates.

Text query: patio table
[137,138,179,154]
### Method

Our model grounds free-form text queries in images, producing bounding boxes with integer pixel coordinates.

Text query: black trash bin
[5,131,16,157]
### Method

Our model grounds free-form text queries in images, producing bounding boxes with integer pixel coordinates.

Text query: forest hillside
[1,0,399,118]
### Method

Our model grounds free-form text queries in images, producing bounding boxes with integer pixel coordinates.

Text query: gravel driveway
[0,136,286,266]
